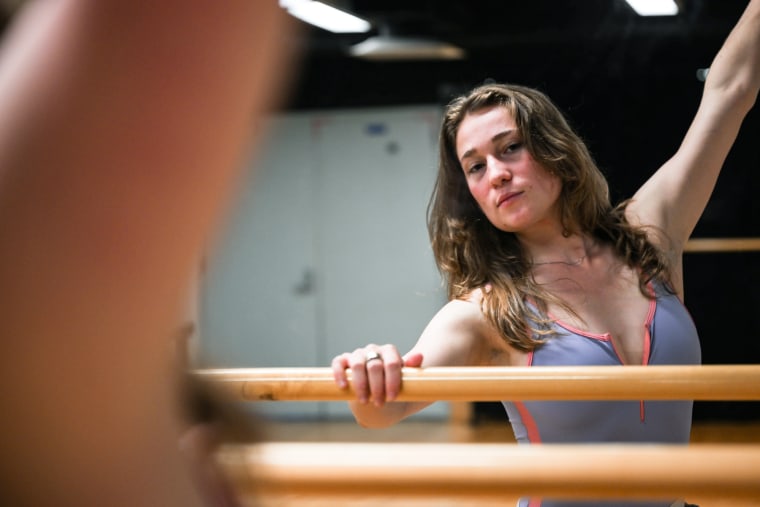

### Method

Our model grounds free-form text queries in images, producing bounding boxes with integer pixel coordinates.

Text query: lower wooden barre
[219,442,760,501]
[195,364,760,401]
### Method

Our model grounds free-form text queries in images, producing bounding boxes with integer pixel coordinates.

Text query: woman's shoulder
[423,289,517,363]
[432,295,486,329]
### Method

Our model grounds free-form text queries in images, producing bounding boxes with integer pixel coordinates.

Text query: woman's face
[455,105,562,236]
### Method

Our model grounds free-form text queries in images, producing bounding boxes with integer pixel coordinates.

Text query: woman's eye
[504,142,522,153]
[468,163,484,174]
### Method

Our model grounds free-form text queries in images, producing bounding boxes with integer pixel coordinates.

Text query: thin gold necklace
[531,254,587,267]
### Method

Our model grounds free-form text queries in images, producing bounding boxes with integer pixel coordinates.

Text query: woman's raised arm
[628,0,760,272]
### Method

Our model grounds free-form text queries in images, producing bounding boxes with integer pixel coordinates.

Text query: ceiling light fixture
[624,0,680,16]
[280,0,371,34]
[349,35,465,61]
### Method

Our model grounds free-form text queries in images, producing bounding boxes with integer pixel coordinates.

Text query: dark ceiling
[286,0,748,110]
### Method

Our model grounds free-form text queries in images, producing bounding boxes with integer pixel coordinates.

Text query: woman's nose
[488,158,512,186]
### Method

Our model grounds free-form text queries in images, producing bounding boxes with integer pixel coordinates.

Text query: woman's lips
[497,191,522,207]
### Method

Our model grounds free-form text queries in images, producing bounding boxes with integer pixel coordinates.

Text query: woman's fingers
[364,347,386,406]
[347,347,374,404]
[331,344,407,405]
[379,344,404,402]
[330,353,351,389]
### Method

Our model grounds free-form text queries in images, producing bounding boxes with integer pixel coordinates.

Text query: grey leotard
[503,283,701,507]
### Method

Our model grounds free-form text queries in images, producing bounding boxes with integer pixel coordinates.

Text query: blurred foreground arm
[0,1,294,506]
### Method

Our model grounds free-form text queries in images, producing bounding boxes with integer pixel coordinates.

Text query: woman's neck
[518,231,595,267]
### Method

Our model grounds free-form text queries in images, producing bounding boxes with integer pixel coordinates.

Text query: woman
[332,0,759,505]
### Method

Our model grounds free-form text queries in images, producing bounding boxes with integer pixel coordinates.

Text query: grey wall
[200,106,450,421]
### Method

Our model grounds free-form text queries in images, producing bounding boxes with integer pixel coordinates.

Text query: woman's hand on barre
[331,345,423,406]
[330,301,490,428]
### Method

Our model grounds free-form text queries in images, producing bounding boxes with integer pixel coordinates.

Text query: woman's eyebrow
[460,129,516,161]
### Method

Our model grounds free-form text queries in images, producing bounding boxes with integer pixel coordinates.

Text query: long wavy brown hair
[427,83,671,351]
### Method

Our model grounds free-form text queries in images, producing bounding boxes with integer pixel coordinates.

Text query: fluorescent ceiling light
[625,0,679,16]
[350,35,465,61]
[281,1,371,33]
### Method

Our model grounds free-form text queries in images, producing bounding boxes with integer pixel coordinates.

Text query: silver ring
[365,350,382,364]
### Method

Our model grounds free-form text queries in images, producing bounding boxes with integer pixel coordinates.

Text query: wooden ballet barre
[195,364,760,402]
[220,442,760,501]
[685,237,760,252]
